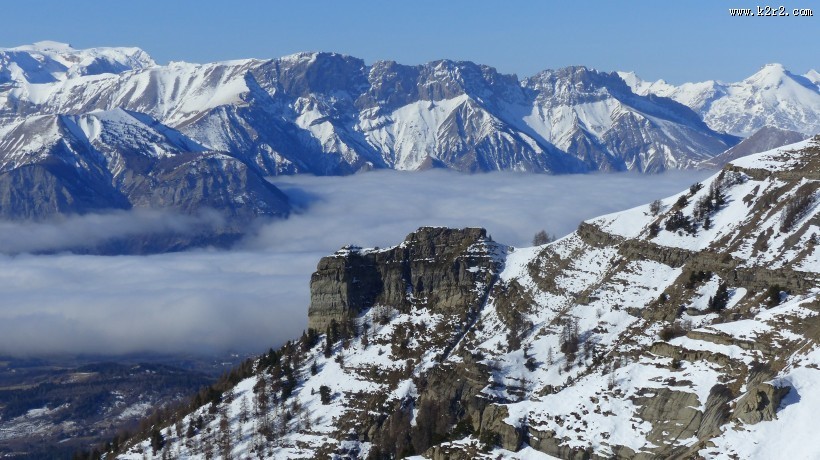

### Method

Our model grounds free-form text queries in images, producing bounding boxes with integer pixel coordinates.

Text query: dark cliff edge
[308,226,503,333]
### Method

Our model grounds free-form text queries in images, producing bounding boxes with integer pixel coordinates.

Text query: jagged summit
[115,138,819,459]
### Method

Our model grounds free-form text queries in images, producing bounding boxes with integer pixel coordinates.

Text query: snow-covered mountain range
[1,42,817,226]
[108,137,820,459]
[1,42,744,180]
[620,64,820,137]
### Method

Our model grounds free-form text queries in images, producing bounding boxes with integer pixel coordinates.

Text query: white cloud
[0,209,225,254]
[0,169,712,356]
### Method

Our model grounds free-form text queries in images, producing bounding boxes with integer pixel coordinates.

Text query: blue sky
[3,1,818,83]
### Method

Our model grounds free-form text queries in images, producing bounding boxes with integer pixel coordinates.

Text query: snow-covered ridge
[592,137,820,270]
[730,136,818,171]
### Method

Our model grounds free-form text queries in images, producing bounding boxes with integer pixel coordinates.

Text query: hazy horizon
[1,1,817,84]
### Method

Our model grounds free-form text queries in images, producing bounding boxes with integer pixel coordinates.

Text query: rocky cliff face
[308,227,501,332]
[117,139,820,459]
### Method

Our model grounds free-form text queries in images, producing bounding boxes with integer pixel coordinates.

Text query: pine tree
[703,215,713,230]
[150,428,165,455]
[319,385,332,405]
[324,327,333,358]
[708,282,730,312]
[607,366,617,390]
[533,230,553,246]
[649,199,663,216]
[239,396,250,424]
[219,408,233,460]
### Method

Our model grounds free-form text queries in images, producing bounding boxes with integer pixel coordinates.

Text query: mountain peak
[761,62,786,71]
[30,40,74,51]
[626,63,820,136]
[5,40,75,52]
[745,63,789,83]
[0,42,155,85]
[806,69,820,85]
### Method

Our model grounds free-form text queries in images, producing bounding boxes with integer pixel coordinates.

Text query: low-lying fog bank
[0,169,712,356]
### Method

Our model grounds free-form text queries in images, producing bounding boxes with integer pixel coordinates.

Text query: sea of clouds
[0,169,712,356]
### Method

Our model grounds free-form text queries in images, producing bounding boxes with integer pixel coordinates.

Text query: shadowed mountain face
[0,107,290,252]
[703,126,807,168]
[0,110,289,220]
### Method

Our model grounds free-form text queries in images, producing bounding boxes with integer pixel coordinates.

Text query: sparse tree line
[655,267,790,344]
[503,308,608,388]
[779,183,816,232]
[75,304,436,459]
[648,171,744,238]
[650,174,817,239]
[73,328,326,459]
[532,229,556,246]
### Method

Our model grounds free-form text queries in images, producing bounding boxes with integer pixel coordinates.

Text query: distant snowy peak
[5,44,817,178]
[1,48,734,175]
[14,41,76,53]
[616,71,679,99]
[617,71,722,112]
[518,66,732,172]
[0,41,155,85]
[806,69,820,88]
[620,64,820,137]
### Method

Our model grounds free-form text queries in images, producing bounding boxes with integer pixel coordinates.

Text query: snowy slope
[115,138,820,459]
[0,41,155,108]
[703,125,807,168]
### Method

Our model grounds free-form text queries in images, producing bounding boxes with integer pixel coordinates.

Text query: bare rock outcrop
[308,226,501,332]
